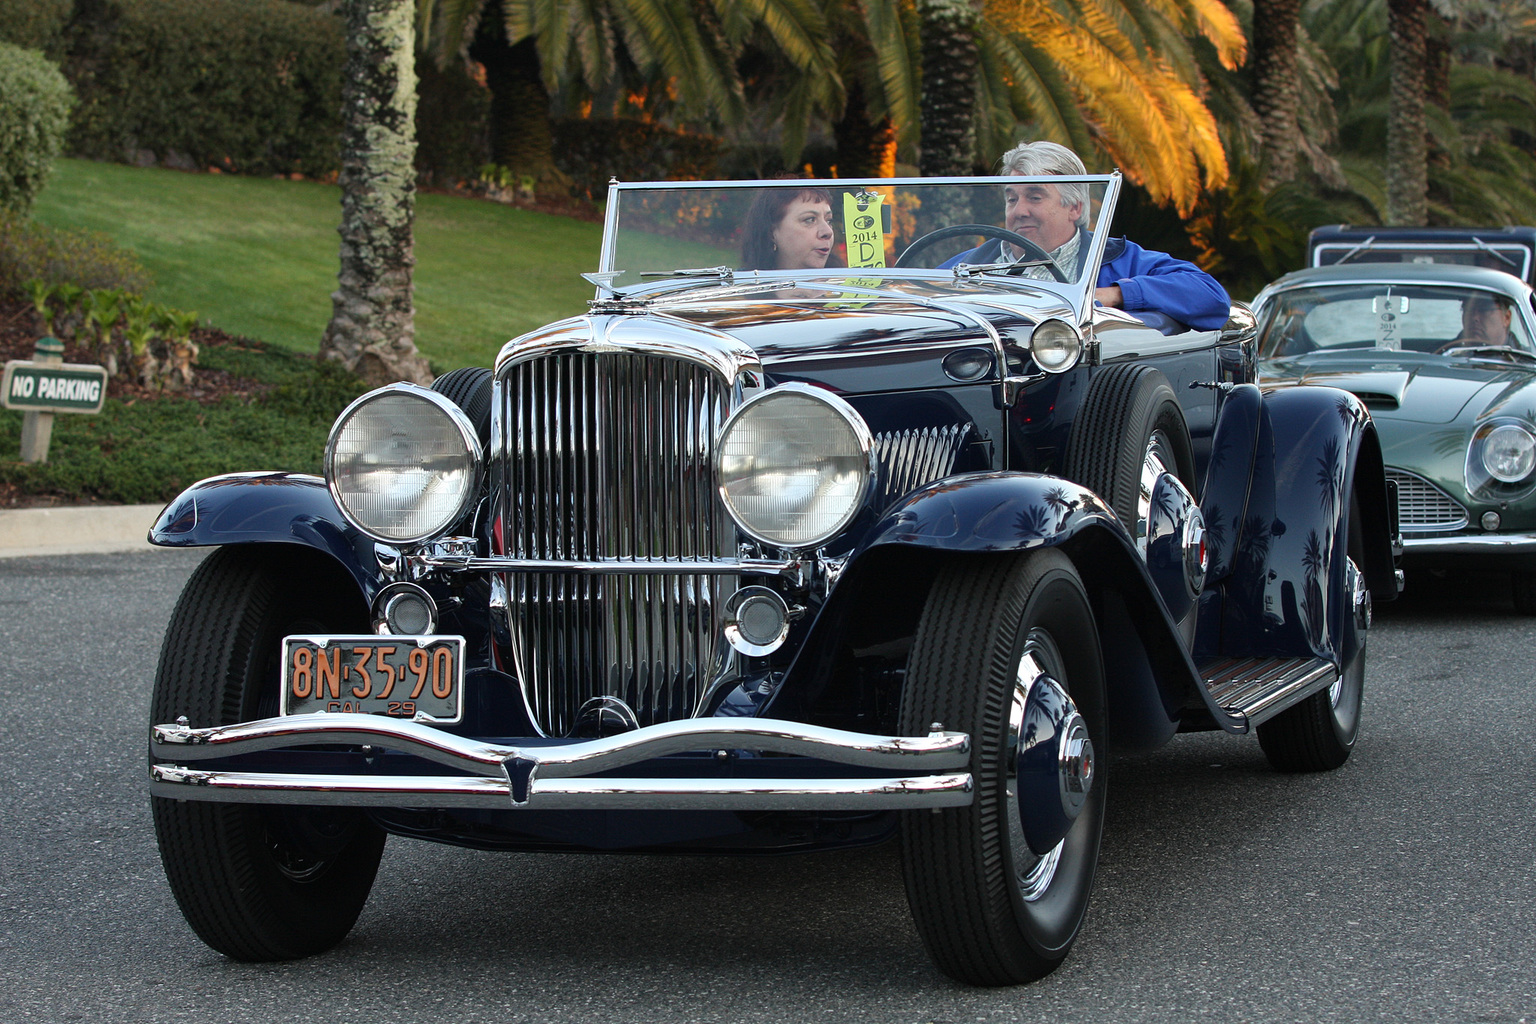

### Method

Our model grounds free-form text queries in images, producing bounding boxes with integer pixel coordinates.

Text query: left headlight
[326,384,482,544]
[1477,423,1536,483]
[715,383,874,548]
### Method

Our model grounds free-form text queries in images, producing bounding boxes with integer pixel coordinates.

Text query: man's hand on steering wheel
[895,224,1069,283]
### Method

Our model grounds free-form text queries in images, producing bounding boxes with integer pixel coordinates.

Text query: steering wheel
[1435,342,1536,363]
[894,224,1070,282]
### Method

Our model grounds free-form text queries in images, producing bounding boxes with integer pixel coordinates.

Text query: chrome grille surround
[1385,467,1469,532]
[493,316,761,736]
[872,424,971,509]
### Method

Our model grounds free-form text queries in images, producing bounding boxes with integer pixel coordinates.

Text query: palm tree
[420,0,838,180]
[319,0,432,387]
[1386,0,1429,224]
[1250,0,1304,185]
[916,0,981,177]
[923,0,1247,215]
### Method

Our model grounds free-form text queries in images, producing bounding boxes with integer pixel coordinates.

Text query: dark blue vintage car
[148,175,1398,986]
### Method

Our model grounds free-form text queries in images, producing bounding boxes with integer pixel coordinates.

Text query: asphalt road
[1,549,1532,1024]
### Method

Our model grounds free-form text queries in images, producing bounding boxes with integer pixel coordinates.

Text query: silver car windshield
[1259,283,1535,357]
[597,175,1119,297]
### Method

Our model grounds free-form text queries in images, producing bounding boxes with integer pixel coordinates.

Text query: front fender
[150,472,379,596]
[771,472,1236,750]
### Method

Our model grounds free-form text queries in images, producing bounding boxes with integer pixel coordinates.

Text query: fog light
[723,586,791,656]
[374,583,438,635]
[1481,510,1502,531]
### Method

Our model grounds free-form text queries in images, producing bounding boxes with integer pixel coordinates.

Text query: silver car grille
[499,352,735,735]
[872,424,971,508]
[1385,468,1469,531]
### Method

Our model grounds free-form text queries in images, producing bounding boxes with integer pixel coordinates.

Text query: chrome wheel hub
[1005,639,1096,899]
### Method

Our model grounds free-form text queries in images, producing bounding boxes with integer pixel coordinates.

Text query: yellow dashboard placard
[842,192,887,269]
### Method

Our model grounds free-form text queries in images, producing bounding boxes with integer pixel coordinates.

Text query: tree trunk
[319,0,431,387]
[834,80,898,179]
[1386,0,1428,226]
[470,16,555,180]
[1250,0,1302,186]
[917,0,980,178]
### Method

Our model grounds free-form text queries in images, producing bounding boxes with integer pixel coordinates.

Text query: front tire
[150,546,386,961]
[900,549,1107,986]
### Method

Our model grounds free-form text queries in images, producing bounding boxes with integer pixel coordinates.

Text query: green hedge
[67,0,344,177]
[0,0,72,61]
[554,118,721,200]
[0,42,74,213]
[0,207,152,297]
[415,56,491,186]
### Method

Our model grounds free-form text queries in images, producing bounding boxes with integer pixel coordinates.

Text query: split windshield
[597,176,1118,296]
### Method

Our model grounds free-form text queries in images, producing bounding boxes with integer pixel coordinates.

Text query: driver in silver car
[1448,294,1516,348]
[943,140,1232,332]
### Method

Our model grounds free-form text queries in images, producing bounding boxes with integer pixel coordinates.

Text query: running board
[1200,656,1337,729]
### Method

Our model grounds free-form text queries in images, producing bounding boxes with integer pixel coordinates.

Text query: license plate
[280,635,465,723]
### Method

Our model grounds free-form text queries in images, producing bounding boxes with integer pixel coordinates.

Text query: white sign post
[2,338,110,463]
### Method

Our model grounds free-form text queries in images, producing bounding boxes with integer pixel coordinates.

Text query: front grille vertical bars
[500,350,735,736]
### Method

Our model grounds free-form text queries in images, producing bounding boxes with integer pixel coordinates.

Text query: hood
[664,298,1039,395]
[1261,354,1536,424]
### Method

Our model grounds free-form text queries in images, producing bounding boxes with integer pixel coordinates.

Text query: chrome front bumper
[1401,531,1536,555]
[149,714,974,811]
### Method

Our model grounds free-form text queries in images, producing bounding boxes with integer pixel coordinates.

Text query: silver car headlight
[1478,424,1536,483]
[325,384,482,544]
[715,383,874,548]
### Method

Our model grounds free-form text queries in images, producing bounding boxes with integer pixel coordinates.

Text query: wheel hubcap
[1006,638,1096,899]
[1135,431,1177,555]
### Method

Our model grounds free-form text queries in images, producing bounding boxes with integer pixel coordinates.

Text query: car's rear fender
[1200,385,1398,663]
[149,472,380,598]
[769,472,1234,752]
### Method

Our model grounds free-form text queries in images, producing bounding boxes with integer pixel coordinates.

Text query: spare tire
[430,367,493,447]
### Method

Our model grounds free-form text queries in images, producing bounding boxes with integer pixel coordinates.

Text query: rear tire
[900,549,1106,986]
[151,546,386,961]
[1258,494,1370,773]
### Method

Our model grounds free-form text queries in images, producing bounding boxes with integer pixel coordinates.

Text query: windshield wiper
[640,266,736,283]
[1469,237,1522,272]
[1333,236,1376,265]
[954,259,1055,279]
[1439,345,1536,364]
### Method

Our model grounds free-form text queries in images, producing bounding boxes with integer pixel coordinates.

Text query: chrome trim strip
[149,765,975,810]
[1402,531,1536,553]
[414,555,800,575]
[495,313,762,383]
[151,713,973,774]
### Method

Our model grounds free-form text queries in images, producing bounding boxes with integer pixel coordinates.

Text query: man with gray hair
[943,140,1231,331]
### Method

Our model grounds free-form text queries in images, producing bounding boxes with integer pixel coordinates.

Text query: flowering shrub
[0,41,74,214]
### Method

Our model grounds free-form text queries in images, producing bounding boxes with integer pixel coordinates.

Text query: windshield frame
[596,173,1123,320]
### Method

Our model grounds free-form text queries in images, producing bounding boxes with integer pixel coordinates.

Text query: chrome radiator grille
[499,352,736,735]
[1385,468,1469,531]
[873,424,971,508]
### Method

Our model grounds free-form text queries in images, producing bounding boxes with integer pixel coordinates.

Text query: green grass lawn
[31,159,602,369]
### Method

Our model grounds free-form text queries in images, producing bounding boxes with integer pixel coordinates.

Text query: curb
[0,504,166,559]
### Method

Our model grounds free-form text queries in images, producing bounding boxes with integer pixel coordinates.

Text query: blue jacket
[940,234,1232,332]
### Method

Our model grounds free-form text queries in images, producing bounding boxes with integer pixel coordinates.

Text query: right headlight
[325,384,482,544]
[715,384,874,548]
[1029,318,1082,373]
